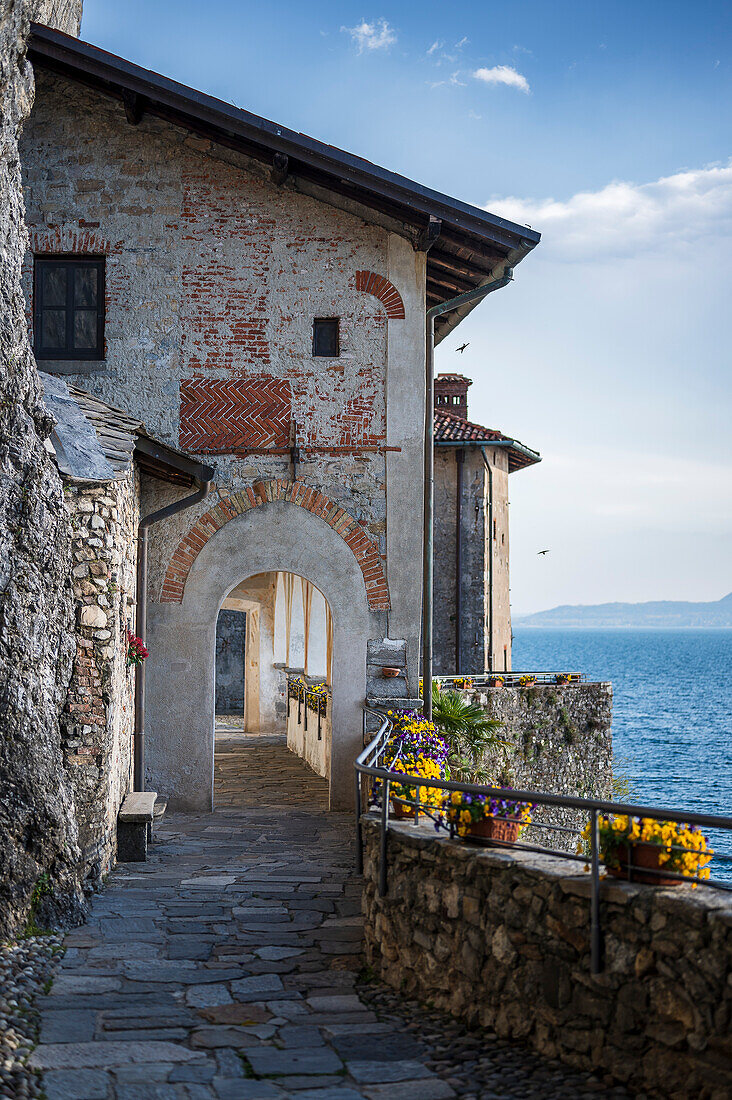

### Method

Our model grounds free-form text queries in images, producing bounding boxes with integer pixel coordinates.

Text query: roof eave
[27,23,540,337]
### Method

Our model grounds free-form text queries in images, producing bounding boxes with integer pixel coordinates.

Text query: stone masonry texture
[63,471,139,887]
[362,818,732,1100]
[473,682,614,850]
[0,0,84,939]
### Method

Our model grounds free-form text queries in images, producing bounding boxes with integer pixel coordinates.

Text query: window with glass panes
[33,258,105,360]
[312,318,339,357]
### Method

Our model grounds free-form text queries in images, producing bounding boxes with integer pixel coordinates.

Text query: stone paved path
[31,729,635,1100]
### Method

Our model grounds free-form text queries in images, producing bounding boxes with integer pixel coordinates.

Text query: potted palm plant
[430,684,504,784]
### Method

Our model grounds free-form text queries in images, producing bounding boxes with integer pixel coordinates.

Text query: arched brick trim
[160,479,390,610]
[355,270,405,319]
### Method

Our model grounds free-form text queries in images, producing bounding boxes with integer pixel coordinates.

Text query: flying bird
[456,342,470,353]
[537,549,551,556]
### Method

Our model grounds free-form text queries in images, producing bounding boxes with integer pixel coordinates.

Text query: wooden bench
[117,791,158,862]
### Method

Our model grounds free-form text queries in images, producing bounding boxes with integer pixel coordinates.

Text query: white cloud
[487,160,732,261]
[342,18,396,52]
[473,65,530,93]
[427,39,441,56]
[455,36,469,49]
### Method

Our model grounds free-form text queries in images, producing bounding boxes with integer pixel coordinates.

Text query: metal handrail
[434,671,589,686]
[354,708,732,975]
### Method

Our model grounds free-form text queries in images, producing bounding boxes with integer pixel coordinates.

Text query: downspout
[455,448,464,674]
[423,268,513,719]
[480,447,494,672]
[133,477,212,792]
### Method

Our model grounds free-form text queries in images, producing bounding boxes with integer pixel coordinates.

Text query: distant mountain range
[515,593,732,629]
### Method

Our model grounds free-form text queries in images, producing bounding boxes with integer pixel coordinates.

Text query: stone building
[39,372,211,887]
[433,373,540,674]
[18,24,540,813]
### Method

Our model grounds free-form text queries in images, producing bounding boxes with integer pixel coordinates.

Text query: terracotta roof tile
[434,409,540,472]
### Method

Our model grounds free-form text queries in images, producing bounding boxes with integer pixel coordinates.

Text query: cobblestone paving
[31,730,636,1099]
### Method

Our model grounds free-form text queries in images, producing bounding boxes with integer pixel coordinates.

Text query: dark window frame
[312,317,340,358]
[33,256,105,361]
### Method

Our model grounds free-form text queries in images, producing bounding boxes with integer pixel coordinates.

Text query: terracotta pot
[606,842,680,886]
[381,667,401,678]
[390,798,416,820]
[465,816,520,845]
[488,678,504,689]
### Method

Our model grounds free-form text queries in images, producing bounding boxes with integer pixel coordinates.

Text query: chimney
[434,374,472,420]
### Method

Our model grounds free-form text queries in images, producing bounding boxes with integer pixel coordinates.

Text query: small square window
[313,318,339,357]
[34,257,105,361]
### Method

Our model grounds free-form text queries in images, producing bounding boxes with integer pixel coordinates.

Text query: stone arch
[161,479,390,610]
[145,500,372,812]
[355,270,405,319]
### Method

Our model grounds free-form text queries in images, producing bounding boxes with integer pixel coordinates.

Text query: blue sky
[79,1,732,613]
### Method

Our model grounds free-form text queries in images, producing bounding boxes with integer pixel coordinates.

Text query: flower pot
[381,667,401,679]
[466,816,520,845]
[606,842,680,886]
[390,798,416,820]
[488,678,504,689]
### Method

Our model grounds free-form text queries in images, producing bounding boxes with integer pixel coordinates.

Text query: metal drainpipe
[423,268,513,719]
[480,447,494,672]
[133,478,211,791]
[455,448,464,674]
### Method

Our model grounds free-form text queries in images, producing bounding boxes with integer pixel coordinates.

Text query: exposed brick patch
[179,376,292,452]
[27,226,112,255]
[337,392,382,447]
[355,270,405,319]
[181,169,273,370]
[161,480,390,610]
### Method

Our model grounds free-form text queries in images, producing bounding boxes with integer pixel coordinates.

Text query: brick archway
[161,479,390,610]
[355,270,405,319]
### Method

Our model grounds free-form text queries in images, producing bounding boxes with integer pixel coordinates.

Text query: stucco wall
[286,687,332,780]
[146,501,371,811]
[362,819,732,1099]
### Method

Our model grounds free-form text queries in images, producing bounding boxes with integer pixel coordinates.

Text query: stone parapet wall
[469,683,613,851]
[362,818,732,1099]
[63,471,138,886]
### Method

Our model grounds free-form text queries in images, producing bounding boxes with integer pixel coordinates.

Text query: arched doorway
[213,570,333,802]
[145,499,370,811]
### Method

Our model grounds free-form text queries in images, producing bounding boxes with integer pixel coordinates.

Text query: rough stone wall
[63,471,138,886]
[362,820,732,1099]
[470,682,614,851]
[433,446,511,675]
[20,71,394,592]
[0,0,84,937]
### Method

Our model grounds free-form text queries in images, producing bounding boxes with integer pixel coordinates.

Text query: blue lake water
[513,628,732,879]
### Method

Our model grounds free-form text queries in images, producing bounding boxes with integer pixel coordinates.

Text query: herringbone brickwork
[355,270,405,319]
[179,376,292,452]
[160,479,390,611]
